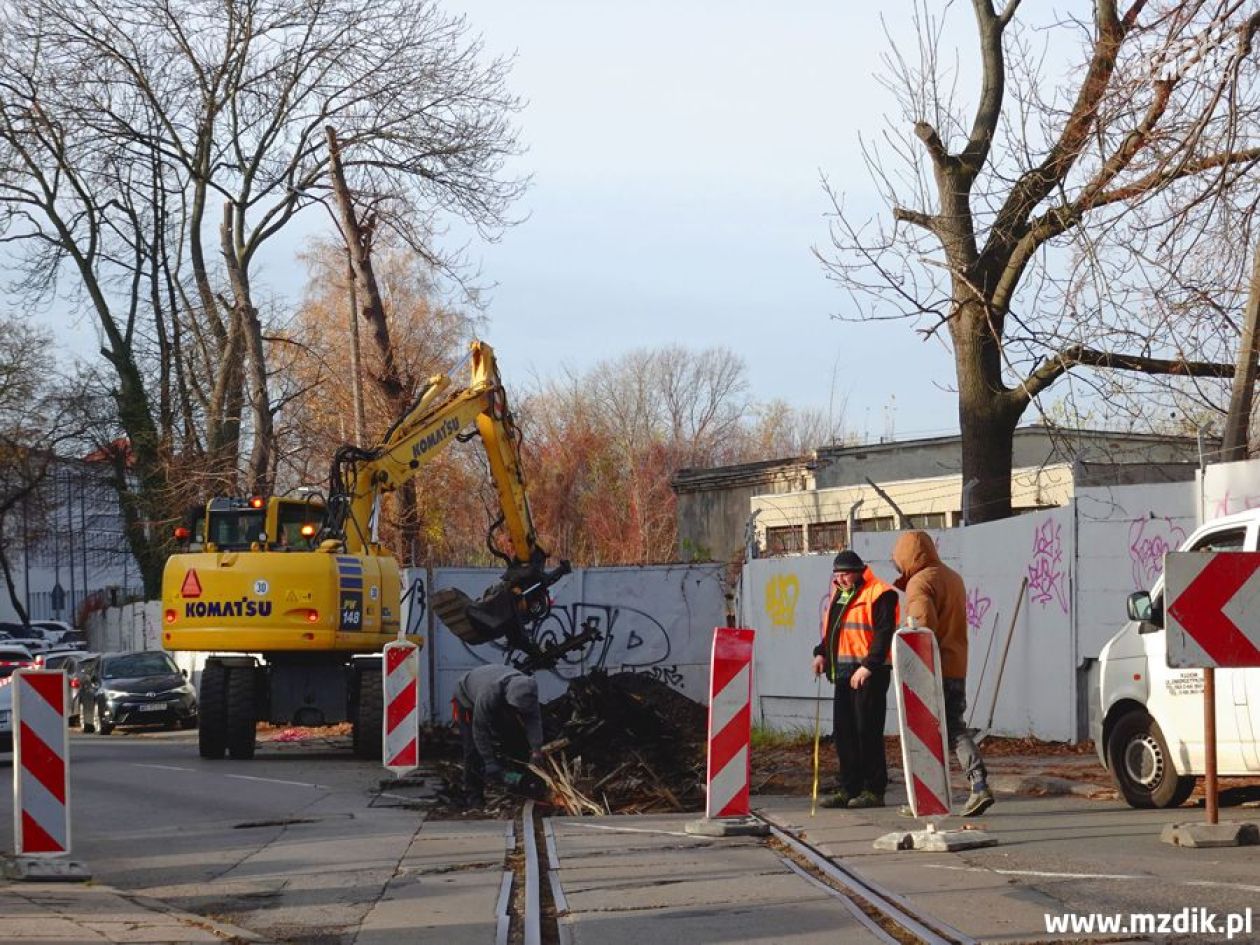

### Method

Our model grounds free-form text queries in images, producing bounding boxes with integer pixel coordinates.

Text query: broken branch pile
[535,671,707,816]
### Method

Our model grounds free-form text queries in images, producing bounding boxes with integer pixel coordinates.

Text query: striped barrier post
[383,639,420,776]
[686,627,767,836]
[13,669,70,856]
[706,626,754,818]
[892,621,952,818]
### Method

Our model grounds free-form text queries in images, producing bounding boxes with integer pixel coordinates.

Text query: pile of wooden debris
[533,671,707,815]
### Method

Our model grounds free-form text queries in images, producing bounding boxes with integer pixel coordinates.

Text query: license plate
[137,703,167,712]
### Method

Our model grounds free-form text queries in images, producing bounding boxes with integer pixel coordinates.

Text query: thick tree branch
[1017,344,1234,406]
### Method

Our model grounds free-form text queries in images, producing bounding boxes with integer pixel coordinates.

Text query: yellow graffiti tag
[765,573,800,628]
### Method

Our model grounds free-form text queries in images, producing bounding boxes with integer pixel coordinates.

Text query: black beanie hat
[832,549,865,572]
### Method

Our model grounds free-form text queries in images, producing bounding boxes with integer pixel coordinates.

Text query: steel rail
[777,856,902,944]
[521,800,542,945]
[762,818,976,945]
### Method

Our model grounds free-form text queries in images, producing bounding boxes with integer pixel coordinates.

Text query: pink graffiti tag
[1028,519,1069,613]
[966,587,992,633]
[1128,517,1187,590]
[1213,490,1260,520]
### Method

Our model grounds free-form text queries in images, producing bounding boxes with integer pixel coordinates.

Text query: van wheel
[1107,710,1195,808]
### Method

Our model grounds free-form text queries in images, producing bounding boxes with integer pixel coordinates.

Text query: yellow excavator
[161,341,574,760]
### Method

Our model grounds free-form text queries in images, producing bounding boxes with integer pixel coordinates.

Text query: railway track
[498,805,977,945]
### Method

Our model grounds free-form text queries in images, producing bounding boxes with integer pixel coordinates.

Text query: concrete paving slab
[563,865,819,912]
[355,867,506,945]
[552,846,773,877]
[0,883,265,944]
[565,896,892,945]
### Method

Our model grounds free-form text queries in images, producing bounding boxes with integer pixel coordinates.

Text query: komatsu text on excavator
[161,341,573,760]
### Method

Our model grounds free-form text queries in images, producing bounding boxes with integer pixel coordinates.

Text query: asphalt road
[0,729,433,943]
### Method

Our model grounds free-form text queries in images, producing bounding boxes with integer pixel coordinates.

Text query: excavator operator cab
[174,496,326,553]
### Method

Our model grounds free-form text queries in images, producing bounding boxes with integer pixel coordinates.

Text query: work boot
[818,790,851,809]
[847,790,884,809]
[961,785,995,817]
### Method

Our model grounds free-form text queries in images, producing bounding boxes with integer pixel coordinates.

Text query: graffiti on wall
[966,586,993,633]
[1212,490,1260,520]
[1028,518,1069,613]
[458,601,679,686]
[764,573,801,628]
[1128,517,1187,590]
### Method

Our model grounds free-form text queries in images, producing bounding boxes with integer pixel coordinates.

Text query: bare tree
[0,0,522,588]
[0,317,92,619]
[821,1,1260,522]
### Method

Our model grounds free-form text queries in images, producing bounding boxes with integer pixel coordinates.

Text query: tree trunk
[1222,237,1260,461]
[959,404,1018,524]
[326,126,420,562]
[221,203,274,495]
[954,298,1021,524]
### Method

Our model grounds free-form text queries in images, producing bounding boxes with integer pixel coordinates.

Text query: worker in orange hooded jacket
[891,530,993,816]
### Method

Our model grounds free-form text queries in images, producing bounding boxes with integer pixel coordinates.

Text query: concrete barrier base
[685,816,770,837]
[3,856,92,882]
[874,827,998,852]
[1160,822,1259,848]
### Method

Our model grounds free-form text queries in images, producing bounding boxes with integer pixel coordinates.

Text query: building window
[807,520,847,551]
[908,513,947,529]
[765,525,804,554]
[852,516,896,533]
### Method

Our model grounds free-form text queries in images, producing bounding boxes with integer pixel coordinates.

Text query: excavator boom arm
[339,341,536,563]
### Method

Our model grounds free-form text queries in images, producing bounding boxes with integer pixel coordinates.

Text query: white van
[1094,508,1260,808]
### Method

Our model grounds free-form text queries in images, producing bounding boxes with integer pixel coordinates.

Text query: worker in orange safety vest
[811,549,899,809]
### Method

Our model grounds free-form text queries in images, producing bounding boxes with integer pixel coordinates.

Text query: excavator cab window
[207,509,267,550]
[275,502,324,551]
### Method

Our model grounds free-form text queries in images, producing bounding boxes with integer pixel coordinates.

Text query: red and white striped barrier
[383,640,419,775]
[12,669,70,856]
[892,623,952,817]
[705,627,755,819]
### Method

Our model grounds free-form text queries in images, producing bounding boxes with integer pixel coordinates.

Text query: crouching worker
[453,664,546,806]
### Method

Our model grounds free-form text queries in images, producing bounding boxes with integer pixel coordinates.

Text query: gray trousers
[943,678,987,787]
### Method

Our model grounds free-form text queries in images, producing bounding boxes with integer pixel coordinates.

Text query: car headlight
[103,689,128,700]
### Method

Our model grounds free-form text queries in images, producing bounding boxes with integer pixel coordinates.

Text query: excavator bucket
[432,558,570,646]
[430,583,522,645]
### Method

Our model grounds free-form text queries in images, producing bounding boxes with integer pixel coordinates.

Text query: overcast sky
[434,0,960,442]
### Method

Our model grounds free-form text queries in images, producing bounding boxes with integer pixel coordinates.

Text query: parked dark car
[39,651,98,727]
[80,651,198,734]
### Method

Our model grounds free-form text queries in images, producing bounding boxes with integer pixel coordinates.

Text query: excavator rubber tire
[226,665,258,760]
[198,662,229,760]
[353,665,383,760]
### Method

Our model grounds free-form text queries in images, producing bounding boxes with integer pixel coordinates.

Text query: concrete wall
[1199,458,1260,523]
[1073,480,1196,661]
[85,563,728,723]
[425,564,727,721]
[742,508,1080,742]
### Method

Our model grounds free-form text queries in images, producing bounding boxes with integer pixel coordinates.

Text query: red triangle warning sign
[180,569,202,598]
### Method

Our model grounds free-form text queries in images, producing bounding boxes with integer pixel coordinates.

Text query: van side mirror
[1128,591,1163,633]
[1126,591,1152,622]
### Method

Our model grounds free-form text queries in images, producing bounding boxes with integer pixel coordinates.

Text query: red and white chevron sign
[1166,551,1260,669]
[892,625,952,818]
[382,640,419,775]
[705,627,755,819]
[13,669,71,856]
